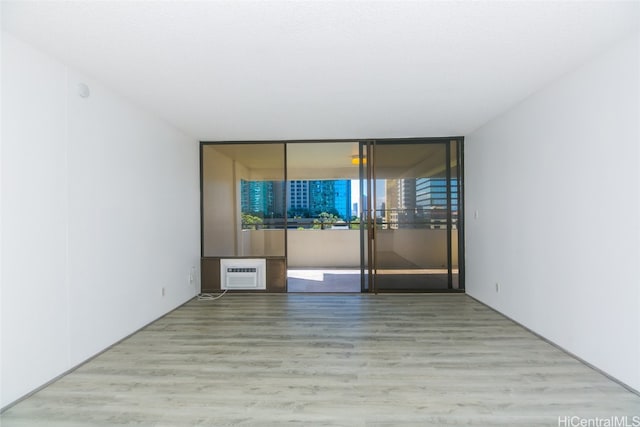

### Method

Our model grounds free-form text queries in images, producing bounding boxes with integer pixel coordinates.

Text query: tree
[312,212,341,229]
[241,213,263,230]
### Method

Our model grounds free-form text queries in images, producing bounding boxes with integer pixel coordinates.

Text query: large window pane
[202,144,285,257]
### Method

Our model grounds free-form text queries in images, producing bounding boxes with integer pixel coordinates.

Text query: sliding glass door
[362,139,463,292]
[286,142,361,292]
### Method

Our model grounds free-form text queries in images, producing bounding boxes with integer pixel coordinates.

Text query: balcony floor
[286,269,459,292]
[287,269,361,292]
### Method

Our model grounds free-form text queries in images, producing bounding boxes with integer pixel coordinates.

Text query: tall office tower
[286,180,310,216]
[332,180,351,220]
[241,180,283,217]
[308,180,351,220]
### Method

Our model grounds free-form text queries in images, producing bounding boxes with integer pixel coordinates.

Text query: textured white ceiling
[2,1,639,141]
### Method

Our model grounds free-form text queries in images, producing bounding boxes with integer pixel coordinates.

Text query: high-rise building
[330,180,351,220]
[386,177,458,228]
[287,180,309,215]
[416,178,449,210]
[241,180,285,217]
[308,180,351,219]
[287,179,351,219]
[245,179,352,220]
[241,180,269,215]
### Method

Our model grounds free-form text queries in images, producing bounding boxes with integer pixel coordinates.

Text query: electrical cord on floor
[197,290,228,301]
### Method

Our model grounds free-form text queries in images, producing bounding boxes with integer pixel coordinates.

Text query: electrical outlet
[162,287,166,297]
[495,282,500,293]
[189,266,196,285]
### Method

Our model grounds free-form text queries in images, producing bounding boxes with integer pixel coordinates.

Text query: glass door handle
[365,210,374,239]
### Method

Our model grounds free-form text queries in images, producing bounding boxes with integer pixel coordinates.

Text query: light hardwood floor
[2,294,639,426]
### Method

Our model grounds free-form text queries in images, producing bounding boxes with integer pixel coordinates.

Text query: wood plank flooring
[2,294,639,426]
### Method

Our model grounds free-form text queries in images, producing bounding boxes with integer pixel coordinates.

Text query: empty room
[1,1,639,426]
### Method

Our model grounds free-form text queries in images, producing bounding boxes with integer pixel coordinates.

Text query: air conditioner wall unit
[220,258,266,290]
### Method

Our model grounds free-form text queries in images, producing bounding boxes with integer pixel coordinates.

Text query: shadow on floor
[287,269,361,292]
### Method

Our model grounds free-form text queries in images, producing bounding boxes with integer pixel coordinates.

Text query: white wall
[0,33,200,408]
[465,32,640,390]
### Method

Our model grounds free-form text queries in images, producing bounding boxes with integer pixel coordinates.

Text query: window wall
[201,139,464,292]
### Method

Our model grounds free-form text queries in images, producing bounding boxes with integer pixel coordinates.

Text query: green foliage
[318,212,339,223]
[350,216,361,230]
[241,213,263,230]
[312,212,342,229]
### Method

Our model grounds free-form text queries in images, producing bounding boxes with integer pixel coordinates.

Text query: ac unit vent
[220,259,266,290]
[228,268,257,273]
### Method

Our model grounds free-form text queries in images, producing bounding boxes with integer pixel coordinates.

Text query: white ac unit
[220,259,266,290]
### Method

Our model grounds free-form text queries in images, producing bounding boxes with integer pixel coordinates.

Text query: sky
[350,179,386,215]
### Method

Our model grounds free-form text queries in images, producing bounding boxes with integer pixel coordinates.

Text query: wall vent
[220,259,266,290]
